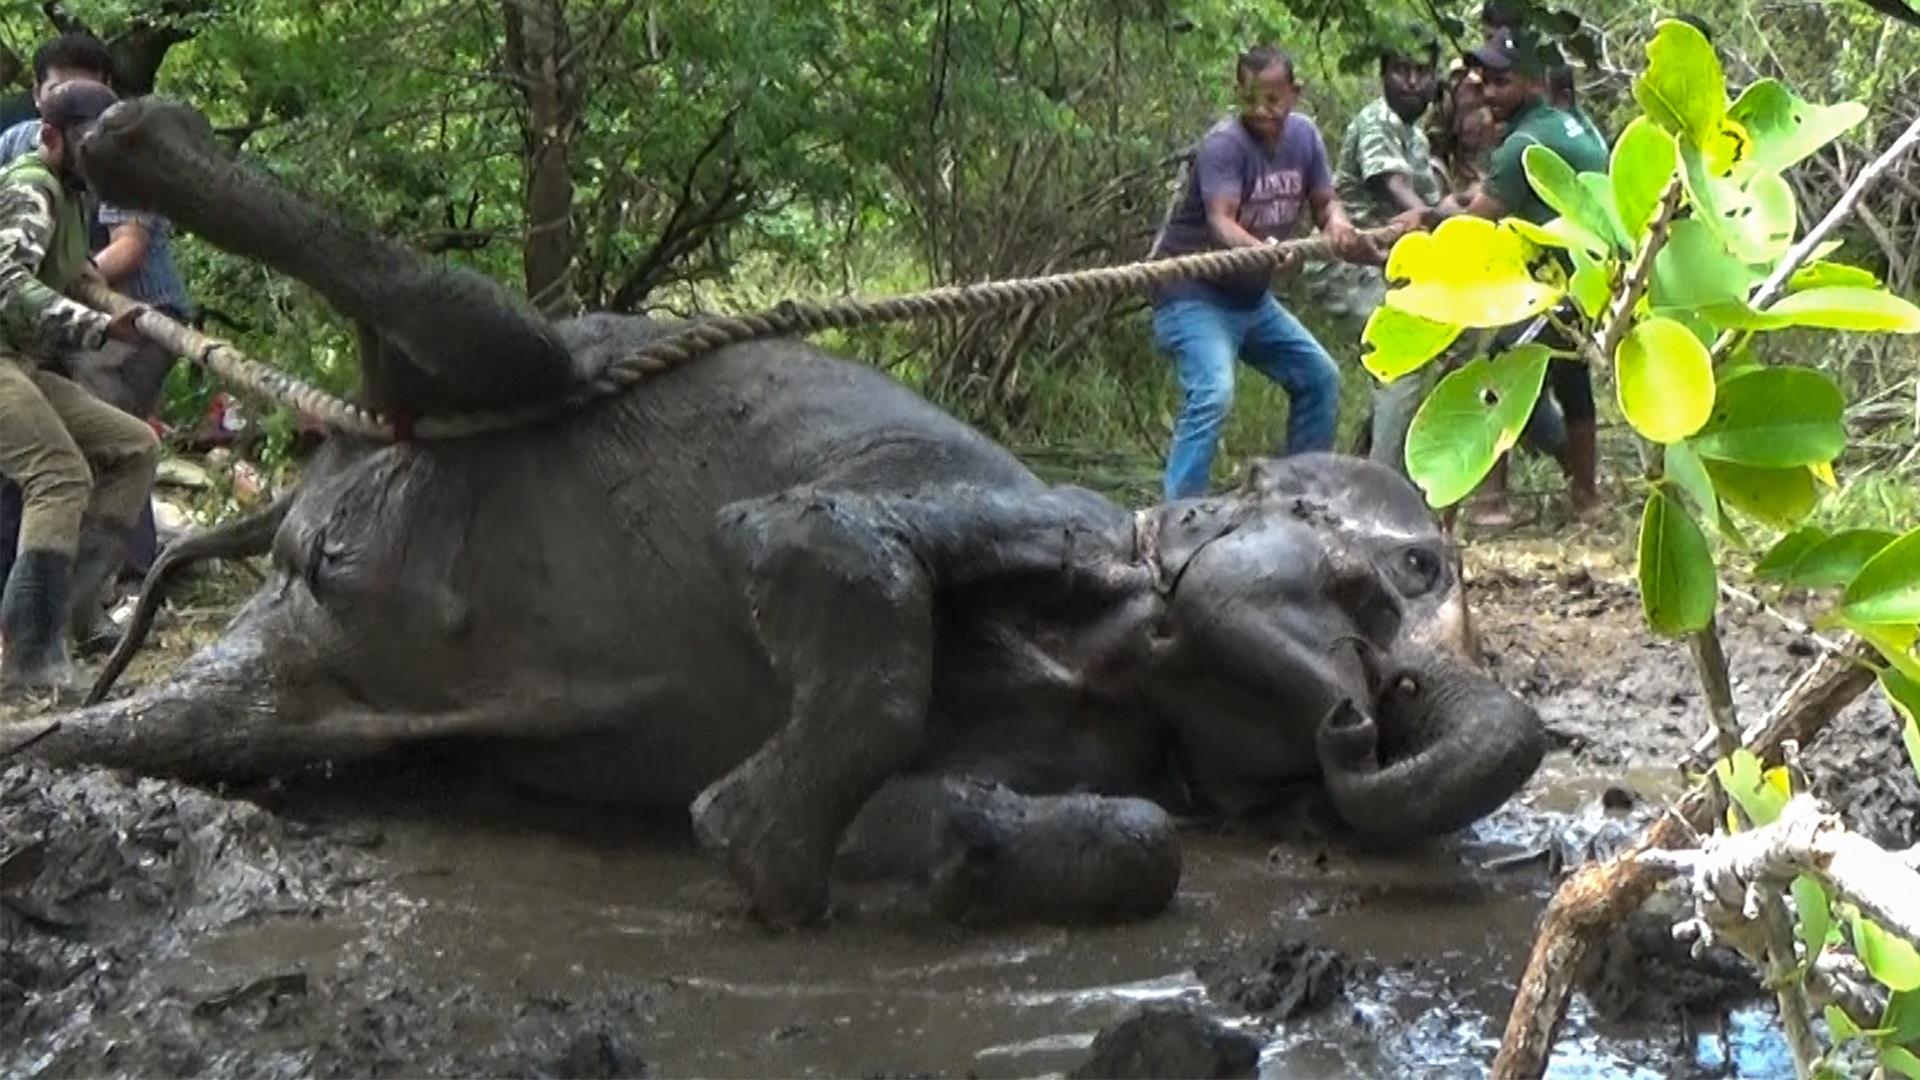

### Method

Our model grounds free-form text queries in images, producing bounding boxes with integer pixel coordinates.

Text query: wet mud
[1,531,1909,1079]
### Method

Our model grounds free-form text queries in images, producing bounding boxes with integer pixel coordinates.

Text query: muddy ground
[0,518,1910,1079]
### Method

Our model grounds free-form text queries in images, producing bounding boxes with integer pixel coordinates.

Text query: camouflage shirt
[1332,97,1442,229]
[0,153,112,357]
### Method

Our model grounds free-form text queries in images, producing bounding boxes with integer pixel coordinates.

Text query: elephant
[0,96,1548,931]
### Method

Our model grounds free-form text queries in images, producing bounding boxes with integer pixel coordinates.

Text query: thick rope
[71,279,394,439]
[76,223,1404,443]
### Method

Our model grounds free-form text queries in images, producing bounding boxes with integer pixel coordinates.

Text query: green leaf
[1789,260,1882,293]
[1662,440,1720,531]
[1617,316,1716,443]
[1689,367,1847,469]
[1680,142,1797,264]
[1714,747,1788,826]
[1632,18,1728,149]
[1567,246,1612,321]
[1726,78,1870,176]
[1609,116,1680,238]
[1883,988,1920,1044]
[1765,286,1920,333]
[1795,875,1833,972]
[1362,304,1463,381]
[1882,1046,1920,1080]
[1650,218,1760,312]
[1776,529,1900,589]
[1404,345,1551,509]
[1638,488,1718,636]
[1854,911,1920,992]
[1384,218,1565,328]
[1882,668,1920,783]
[1828,1003,1863,1043]
[1521,143,1623,254]
[1840,526,1920,625]
[1703,459,1818,529]
[1754,526,1831,580]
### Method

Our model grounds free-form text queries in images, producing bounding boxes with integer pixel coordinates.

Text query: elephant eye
[1393,544,1444,597]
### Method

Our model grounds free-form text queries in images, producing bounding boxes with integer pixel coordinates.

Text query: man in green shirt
[1418,29,1611,527]
[0,78,157,697]
[1309,41,1444,475]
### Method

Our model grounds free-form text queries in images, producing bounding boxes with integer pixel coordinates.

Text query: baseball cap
[1465,29,1538,75]
[39,78,119,130]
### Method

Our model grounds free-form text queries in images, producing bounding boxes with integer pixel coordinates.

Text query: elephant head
[1137,452,1545,845]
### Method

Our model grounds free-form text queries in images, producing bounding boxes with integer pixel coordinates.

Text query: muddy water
[1,538,1904,1079]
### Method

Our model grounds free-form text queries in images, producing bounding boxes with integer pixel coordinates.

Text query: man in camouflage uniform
[1306,41,1446,475]
[0,79,158,697]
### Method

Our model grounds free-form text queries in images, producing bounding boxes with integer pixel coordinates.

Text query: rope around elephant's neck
[76,224,1406,443]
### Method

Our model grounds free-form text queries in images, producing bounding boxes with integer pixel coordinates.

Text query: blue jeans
[1152,293,1340,500]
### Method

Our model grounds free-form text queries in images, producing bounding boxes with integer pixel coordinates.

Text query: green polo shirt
[1484,96,1611,226]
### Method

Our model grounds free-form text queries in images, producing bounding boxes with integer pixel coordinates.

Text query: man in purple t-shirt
[1148,44,1378,501]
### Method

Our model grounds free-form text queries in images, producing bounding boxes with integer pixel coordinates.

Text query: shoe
[69,523,129,658]
[0,548,77,698]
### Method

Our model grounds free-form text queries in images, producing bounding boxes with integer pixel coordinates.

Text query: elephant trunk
[1317,649,1546,846]
[1,594,338,782]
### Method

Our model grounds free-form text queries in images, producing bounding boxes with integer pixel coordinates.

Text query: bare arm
[1204,194,1272,249]
[94,218,152,283]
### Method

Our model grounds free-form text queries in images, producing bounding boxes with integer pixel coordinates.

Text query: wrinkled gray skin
[1,98,1548,930]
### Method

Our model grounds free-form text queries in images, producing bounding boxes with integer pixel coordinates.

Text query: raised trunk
[74,100,576,416]
[1318,654,1547,845]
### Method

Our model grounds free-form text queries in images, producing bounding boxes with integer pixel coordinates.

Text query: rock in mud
[1194,937,1351,1022]
[1066,1000,1262,1080]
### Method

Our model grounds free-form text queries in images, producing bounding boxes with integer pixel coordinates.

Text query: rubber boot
[69,523,129,658]
[0,548,77,699]
[1566,419,1602,522]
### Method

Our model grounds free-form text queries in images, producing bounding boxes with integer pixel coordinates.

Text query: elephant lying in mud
[2,98,1548,930]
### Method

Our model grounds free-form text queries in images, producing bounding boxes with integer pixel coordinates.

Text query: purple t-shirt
[1152,113,1333,308]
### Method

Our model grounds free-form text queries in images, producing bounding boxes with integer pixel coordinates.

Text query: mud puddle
[1,534,1909,1079]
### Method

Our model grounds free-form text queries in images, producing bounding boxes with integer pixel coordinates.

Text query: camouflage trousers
[0,350,160,559]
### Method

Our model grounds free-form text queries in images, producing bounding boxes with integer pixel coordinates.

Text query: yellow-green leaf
[1854,912,1920,992]
[1766,286,1920,333]
[1753,526,1830,580]
[1662,439,1720,532]
[1789,261,1881,293]
[1632,18,1728,148]
[1382,216,1564,328]
[1617,315,1715,442]
[1609,116,1679,237]
[1726,78,1870,176]
[1567,246,1612,321]
[1362,304,1462,381]
[1404,344,1551,508]
[1521,143,1626,254]
[1794,875,1833,973]
[1650,218,1759,312]
[1638,488,1718,636]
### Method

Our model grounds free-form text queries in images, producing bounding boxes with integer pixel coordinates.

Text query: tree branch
[1641,793,1920,958]
[1491,646,1878,1078]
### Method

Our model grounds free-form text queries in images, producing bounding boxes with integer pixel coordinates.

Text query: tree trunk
[501,0,580,317]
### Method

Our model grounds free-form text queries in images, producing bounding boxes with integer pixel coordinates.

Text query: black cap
[1465,29,1516,71]
[39,79,119,130]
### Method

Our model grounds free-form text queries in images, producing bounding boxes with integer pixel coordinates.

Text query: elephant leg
[693,491,938,929]
[838,774,1183,927]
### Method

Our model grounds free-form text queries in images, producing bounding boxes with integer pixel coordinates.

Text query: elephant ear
[78,98,578,417]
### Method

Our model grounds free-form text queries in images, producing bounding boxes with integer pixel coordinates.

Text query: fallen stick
[1490,644,1879,1079]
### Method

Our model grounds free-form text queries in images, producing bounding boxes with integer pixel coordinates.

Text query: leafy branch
[1363,17,1920,1080]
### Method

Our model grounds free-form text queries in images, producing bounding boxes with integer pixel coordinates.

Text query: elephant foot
[690,762,838,930]
[925,777,1183,927]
